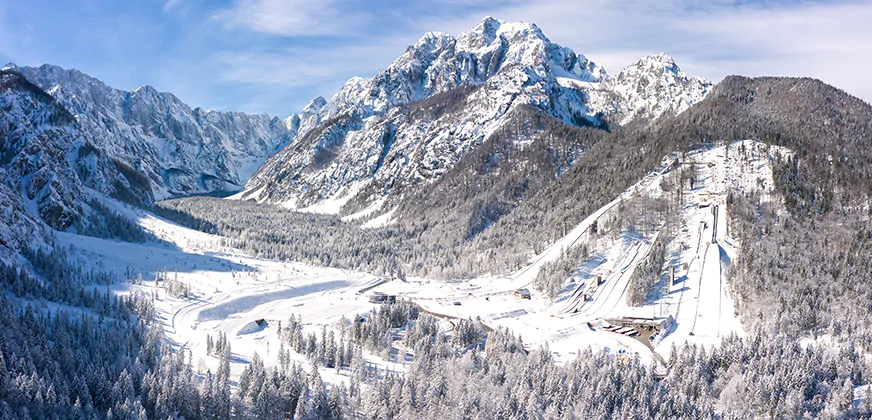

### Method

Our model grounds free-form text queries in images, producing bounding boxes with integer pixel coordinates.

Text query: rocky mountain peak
[15,64,293,199]
[409,31,455,54]
[244,17,713,213]
[456,16,542,50]
[616,53,684,81]
[303,96,327,113]
[294,17,608,139]
[284,113,301,132]
[587,53,712,125]
[468,16,503,45]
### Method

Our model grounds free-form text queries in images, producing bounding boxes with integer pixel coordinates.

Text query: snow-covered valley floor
[57,140,789,387]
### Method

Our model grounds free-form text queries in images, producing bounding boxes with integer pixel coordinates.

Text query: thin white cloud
[206,0,872,114]
[162,0,183,13]
[404,0,872,102]
[213,0,369,37]
[207,36,413,113]
[214,36,410,86]
[673,2,872,99]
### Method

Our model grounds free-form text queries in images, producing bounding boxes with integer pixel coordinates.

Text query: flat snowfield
[56,203,384,383]
[59,140,784,385]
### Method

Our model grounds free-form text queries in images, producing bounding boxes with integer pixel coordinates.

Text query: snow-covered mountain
[1,60,298,251]
[243,17,711,213]
[0,181,47,262]
[586,53,711,125]
[13,63,293,199]
[0,68,150,231]
[292,17,607,137]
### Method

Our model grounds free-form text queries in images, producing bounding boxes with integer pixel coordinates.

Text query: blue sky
[1,0,870,117]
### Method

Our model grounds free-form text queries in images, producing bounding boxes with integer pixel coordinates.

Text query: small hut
[514,288,531,300]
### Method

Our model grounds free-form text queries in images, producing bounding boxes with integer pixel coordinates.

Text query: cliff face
[16,63,293,199]
[244,18,710,216]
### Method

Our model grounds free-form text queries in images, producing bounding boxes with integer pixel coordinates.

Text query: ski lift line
[672,220,706,321]
[575,229,662,320]
[690,209,717,336]
[717,249,723,338]
[556,280,589,314]
[565,242,643,317]
[511,158,676,289]
[597,230,663,319]
[715,207,725,338]
[591,242,642,312]
[688,242,709,336]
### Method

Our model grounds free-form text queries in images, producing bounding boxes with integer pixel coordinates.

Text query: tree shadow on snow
[55,230,256,281]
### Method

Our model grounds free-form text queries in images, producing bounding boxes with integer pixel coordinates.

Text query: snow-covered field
[376,141,785,365]
[58,140,788,386]
[56,201,387,385]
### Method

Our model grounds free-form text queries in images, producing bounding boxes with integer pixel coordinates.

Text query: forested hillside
[2,253,868,418]
[459,76,872,275]
[458,76,872,344]
[160,75,872,350]
[2,13,871,418]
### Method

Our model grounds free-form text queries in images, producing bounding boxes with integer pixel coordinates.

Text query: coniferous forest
[2,254,870,419]
[2,7,872,419]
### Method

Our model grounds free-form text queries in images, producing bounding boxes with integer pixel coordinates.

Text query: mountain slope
[586,53,711,124]
[0,69,153,231]
[0,181,47,262]
[459,75,872,274]
[14,63,293,199]
[242,17,711,213]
